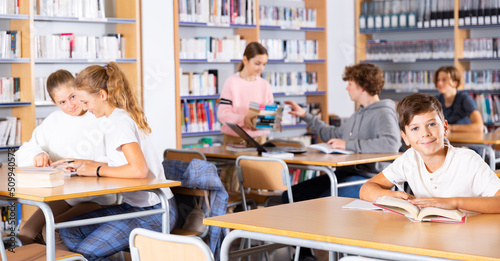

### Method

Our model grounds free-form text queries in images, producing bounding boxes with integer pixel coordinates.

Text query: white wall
[327,1,355,118]
[142,0,177,155]
[142,1,356,151]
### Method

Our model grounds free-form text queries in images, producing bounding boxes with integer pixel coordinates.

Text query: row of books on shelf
[259,5,317,28]
[180,69,218,96]
[0,0,18,15]
[474,93,500,124]
[0,31,21,59]
[463,38,500,59]
[35,0,106,18]
[1,204,19,231]
[289,169,318,185]
[464,70,500,90]
[179,36,246,61]
[459,0,500,26]
[35,33,125,60]
[383,70,435,91]
[259,39,319,61]
[263,71,318,94]
[365,39,454,61]
[35,77,53,103]
[0,77,20,103]
[0,116,20,146]
[178,0,257,25]
[181,99,221,133]
[359,0,455,30]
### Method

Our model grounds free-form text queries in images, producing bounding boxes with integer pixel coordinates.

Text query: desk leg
[287,164,337,197]
[451,143,496,170]
[150,189,170,233]
[221,230,453,261]
[16,199,56,261]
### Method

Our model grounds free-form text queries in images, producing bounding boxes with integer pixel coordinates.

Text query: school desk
[446,132,500,170]
[205,196,500,261]
[192,146,401,196]
[0,167,181,260]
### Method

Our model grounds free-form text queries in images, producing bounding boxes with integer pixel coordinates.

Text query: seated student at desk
[360,93,500,213]
[435,65,484,133]
[15,70,115,249]
[53,62,177,260]
[282,63,401,201]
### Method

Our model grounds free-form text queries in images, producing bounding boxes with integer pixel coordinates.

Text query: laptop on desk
[226,122,307,154]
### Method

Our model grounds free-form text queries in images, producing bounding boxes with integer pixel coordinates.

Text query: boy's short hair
[342,63,384,96]
[434,66,461,88]
[397,93,445,132]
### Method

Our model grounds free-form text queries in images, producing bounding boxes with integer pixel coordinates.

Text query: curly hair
[342,63,384,96]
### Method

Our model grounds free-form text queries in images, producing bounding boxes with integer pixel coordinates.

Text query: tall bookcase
[173,0,328,148]
[0,0,141,221]
[355,0,500,128]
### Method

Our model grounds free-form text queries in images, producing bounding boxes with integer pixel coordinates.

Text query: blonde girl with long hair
[52,62,177,260]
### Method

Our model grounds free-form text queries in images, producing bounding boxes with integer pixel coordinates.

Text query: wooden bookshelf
[4,0,142,221]
[354,0,500,90]
[173,0,328,148]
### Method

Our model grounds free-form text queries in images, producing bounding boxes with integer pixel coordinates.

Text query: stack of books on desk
[249,102,283,131]
[14,167,65,188]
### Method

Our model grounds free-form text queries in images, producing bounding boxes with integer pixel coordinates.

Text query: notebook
[226,122,307,154]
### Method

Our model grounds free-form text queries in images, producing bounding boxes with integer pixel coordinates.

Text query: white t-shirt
[104,108,173,207]
[15,110,116,206]
[383,144,500,198]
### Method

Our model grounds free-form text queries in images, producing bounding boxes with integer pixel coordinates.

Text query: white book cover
[309,143,354,155]
[6,116,17,145]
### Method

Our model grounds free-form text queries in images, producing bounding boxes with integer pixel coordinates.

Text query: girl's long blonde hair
[75,61,151,134]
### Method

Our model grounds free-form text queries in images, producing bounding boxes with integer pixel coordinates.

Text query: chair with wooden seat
[129,228,213,261]
[236,155,300,260]
[0,242,86,261]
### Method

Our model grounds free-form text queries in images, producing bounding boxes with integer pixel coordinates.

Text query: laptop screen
[225,122,267,153]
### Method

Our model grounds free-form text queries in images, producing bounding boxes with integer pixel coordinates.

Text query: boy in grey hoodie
[283,63,401,201]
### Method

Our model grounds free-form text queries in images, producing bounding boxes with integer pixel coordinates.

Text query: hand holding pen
[51,159,80,173]
[392,180,415,200]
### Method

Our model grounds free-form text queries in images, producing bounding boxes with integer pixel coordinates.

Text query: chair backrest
[129,228,214,261]
[267,139,304,148]
[236,156,293,203]
[164,149,207,162]
[0,243,86,261]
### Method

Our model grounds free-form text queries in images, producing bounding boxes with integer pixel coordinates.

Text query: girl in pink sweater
[217,42,274,191]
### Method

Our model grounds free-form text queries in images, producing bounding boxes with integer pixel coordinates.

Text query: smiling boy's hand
[409,197,458,210]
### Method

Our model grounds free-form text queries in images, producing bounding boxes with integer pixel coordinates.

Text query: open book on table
[308,143,354,155]
[374,196,466,223]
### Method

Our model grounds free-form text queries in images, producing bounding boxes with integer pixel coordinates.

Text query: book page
[416,207,465,222]
[374,196,420,219]
[342,199,383,210]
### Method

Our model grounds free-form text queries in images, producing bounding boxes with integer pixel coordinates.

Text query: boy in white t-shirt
[360,93,500,213]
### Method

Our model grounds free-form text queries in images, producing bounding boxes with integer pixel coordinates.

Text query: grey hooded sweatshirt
[303,99,401,174]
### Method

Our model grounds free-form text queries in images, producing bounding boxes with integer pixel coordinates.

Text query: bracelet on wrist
[96,166,102,177]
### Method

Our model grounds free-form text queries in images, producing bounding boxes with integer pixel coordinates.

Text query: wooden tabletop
[192,146,401,167]
[204,197,500,261]
[447,132,500,145]
[0,167,181,202]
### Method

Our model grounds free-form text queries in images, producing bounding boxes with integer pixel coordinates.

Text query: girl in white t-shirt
[52,62,177,260]
[16,69,114,249]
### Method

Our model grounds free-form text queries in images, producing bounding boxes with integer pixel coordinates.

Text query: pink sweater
[218,74,274,137]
